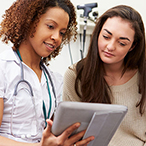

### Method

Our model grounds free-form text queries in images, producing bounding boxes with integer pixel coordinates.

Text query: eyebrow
[46,18,68,30]
[119,37,130,42]
[103,29,131,42]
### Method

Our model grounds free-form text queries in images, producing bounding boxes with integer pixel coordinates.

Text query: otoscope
[77,3,98,59]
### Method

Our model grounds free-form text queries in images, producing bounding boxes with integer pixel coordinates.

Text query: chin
[101,58,113,64]
[41,52,51,58]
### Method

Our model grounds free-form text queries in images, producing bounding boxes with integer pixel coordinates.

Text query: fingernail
[91,136,95,140]
[76,123,80,128]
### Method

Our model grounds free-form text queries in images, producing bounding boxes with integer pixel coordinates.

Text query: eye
[47,24,54,29]
[119,41,126,46]
[103,35,109,39]
[60,31,66,37]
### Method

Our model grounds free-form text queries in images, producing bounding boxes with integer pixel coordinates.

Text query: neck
[104,63,124,78]
[18,42,42,82]
[104,63,137,86]
[104,62,125,86]
[18,42,41,70]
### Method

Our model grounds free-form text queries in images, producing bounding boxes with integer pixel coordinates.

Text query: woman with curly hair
[0,0,94,145]
[63,5,146,146]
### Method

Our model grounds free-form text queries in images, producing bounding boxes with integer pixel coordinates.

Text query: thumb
[40,119,54,145]
[44,119,53,135]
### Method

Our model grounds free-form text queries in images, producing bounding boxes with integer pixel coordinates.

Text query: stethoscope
[9,50,57,140]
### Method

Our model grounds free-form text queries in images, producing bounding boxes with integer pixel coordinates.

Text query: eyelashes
[47,24,66,37]
[102,35,127,47]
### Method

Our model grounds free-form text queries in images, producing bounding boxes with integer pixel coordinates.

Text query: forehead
[40,7,69,28]
[101,17,135,39]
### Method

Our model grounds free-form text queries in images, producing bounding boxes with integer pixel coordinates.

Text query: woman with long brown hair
[63,5,146,146]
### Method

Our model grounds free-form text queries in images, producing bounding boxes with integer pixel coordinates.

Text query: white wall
[0,0,146,75]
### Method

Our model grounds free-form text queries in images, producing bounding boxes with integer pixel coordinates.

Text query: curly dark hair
[0,0,77,63]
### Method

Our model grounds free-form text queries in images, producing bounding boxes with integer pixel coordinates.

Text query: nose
[107,39,116,51]
[51,31,61,43]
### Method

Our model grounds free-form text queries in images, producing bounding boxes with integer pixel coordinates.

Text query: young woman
[0,0,94,145]
[63,5,146,146]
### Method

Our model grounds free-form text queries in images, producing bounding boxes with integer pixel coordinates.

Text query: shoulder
[63,63,77,85]
[0,48,18,65]
[44,65,63,86]
[51,70,63,84]
[63,64,77,88]
[64,63,77,76]
[0,48,18,72]
[0,48,19,67]
[63,63,81,101]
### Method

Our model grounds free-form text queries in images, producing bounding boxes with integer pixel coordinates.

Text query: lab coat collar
[0,48,20,64]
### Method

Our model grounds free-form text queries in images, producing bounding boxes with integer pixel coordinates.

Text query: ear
[129,44,136,52]
[129,47,134,52]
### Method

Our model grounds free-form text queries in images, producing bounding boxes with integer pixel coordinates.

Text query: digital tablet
[51,101,128,146]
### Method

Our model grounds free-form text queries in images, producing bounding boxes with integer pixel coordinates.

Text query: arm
[0,98,40,146]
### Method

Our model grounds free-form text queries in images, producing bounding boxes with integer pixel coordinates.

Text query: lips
[44,42,55,51]
[104,51,114,57]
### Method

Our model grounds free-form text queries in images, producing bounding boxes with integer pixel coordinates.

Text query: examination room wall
[0,0,146,75]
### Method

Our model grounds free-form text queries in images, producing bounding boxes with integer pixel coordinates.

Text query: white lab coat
[0,48,63,143]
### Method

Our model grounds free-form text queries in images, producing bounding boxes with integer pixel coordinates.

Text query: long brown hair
[0,0,77,64]
[75,5,146,115]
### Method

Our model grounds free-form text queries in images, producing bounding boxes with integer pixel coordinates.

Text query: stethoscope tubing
[9,51,57,139]
[40,61,57,108]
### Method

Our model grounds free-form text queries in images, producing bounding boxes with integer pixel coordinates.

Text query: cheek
[97,41,103,58]
[117,50,130,60]
[58,38,62,46]
[98,36,105,51]
[29,35,40,48]
[119,46,131,55]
